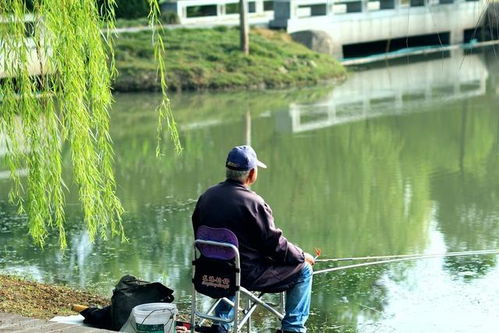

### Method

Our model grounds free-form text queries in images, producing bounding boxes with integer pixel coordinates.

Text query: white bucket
[132,303,178,333]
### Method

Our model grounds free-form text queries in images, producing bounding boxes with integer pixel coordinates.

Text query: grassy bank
[113,27,346,92]
[0,275,108,319]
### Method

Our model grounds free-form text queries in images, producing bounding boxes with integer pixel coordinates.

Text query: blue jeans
[215,264,313,332]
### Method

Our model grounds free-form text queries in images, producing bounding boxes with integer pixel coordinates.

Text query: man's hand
[304,252,316,266]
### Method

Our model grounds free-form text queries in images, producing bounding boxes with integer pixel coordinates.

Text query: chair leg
[246,297,252,333]
[199,298,223,327]
[242,290,285,320]
[190,287,196,333]
[238,298,258,332]
[233,293,240,333]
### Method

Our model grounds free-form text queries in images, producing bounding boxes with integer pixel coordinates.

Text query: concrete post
[361,0,368,12]
[449,18,464,45]
[326,1,334,16]
[255,0,265,14]
[270,0,297,28]
[450,29,464,44]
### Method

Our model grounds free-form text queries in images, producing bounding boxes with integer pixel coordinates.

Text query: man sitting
[192,145,315,333]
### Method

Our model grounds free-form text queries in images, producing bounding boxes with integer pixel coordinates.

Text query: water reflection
[276,50,488,134]
[1,49,499,332]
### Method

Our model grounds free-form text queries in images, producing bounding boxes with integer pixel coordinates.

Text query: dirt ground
[0,275,109,319]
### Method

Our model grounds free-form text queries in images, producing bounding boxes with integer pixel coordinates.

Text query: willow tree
[0,0,179,248]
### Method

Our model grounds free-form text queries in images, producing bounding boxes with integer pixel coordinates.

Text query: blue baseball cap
[226,145,267,171]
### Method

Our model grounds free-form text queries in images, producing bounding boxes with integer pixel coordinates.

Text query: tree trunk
[239,0,249,55]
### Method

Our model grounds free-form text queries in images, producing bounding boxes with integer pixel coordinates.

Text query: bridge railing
[161,0,483,25]
[288,0,480,18]
[161,0,274,25]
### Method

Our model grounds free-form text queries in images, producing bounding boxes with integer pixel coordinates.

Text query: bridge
[271,0,486,58]
[275,49,488,133]
[0,15,49,79]
[163,0,488,58]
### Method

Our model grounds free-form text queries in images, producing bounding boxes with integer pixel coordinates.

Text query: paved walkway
[109,16,270,34]
[0,312,114,332]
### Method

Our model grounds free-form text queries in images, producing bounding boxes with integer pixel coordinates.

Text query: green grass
[115,17,150,28]
[113,27,346,92]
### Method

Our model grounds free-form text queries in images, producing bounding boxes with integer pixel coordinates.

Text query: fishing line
[313,249,499,275]
[315,248,499,262]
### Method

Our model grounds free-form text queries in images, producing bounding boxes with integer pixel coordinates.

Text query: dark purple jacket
[192,179,305,292]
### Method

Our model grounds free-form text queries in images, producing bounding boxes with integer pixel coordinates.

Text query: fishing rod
[314,249,499,263]
[313,249,499,275]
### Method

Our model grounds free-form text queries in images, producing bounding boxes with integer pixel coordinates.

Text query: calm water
[1,49,499,332]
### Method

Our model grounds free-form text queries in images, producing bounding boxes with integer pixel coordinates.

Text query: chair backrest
[193,226,240,299]
[195,225,239,260]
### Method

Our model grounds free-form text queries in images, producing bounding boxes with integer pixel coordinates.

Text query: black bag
[81,274,174,331]
[81,306,113,330]
[110,275,174,330]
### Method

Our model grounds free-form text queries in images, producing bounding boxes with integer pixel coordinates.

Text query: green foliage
[225,3,240,14]
[113,28,346,91]
[186,5,217,18]
[161,11,179,25]
[0,0,178,248]
[98,0,149,19]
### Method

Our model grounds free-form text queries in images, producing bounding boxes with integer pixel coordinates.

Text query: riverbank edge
[112,27,347,93]
[0,274,108,320]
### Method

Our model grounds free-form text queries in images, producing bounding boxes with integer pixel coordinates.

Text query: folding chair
[191,226,285,333]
